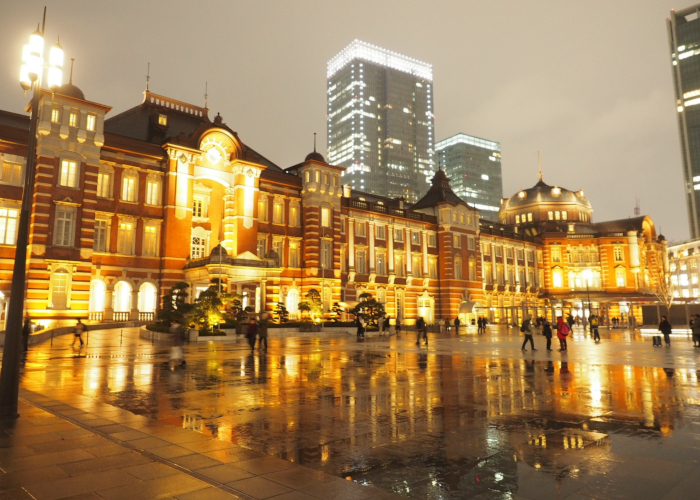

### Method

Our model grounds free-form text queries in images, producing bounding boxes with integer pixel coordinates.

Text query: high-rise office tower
[436,133,502,220]
[327,40,435,203]
[669,5,700,238]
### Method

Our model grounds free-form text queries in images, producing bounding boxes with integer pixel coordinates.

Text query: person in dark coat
[21,317,31,353]
[691,314,700,347]
[658,316,672,346]
[356,316,366,339]
[246,318,258,351]
[415,317,427,345]
[520,317,536,351]
[454,317,461,334]
[257,313,269,351]
[542,319,553,351]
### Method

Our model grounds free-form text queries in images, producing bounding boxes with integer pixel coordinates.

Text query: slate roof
[411,169,472,211]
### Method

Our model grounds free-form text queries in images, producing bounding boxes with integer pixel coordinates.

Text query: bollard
[50,330,53,346]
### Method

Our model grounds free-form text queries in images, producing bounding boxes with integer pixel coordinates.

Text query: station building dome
[498,177,592,230]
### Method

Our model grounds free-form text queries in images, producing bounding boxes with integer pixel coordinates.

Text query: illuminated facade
[668,5,700,239]
[436,133,503,221]
[327,40,435,203]
[0,79,666,329]
[667,239,699,299]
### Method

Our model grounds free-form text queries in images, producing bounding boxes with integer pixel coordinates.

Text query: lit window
[555,211,561,220]
[616,267,626,287]
[551,247,561,263]
[454,234,461,248]
[51,108,60,123]
[59,160,78,188]
[289,241,300,268]
[376,225,386,240]
[145,179,161,205]
[69,112,78,128]
[54,208,74,246]
[516,215,520,224]
[273,199,285,224]
[121,173,137,202]
[258,196,268,222]
[495,246,502,257]
[680,273,690,286]
[97,172,112,198]
[256,236,266,258]
[158,114,167,126]
[455,257,463,280]
[376,252,386,275]
[614,247,623,262]
[321,240,332,269]
[468,236,475,251]
[552,268,563,288]
[528,213,533,222]
[86,115,96,132]
[412,256,422,277]
[548,211,553,220]
[94,219,108,252]
[0,208,19,245]
[321,207,330,228]
[0,162,22,185]
[143,224,158,256]
[394,229,403,242]
[429,258,438,279]
[117,221,135,255]
[289,205,299,226]
[192,233,208,259]
[356,250,366,274]
[412,231,421,245]
[395,255,405,277]
[562,211,567,220]
[460,214,465,224]
[356,221,366,236]
[428,233,436,247]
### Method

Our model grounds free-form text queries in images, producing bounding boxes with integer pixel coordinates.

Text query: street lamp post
[0,11,63,418]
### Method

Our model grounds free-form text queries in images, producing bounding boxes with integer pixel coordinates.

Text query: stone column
[492,244,497,282]
[130,290,139,321]
[387,224,395,273]
[104,289,114,321]
[368,222,375,271]
[260,279,267,314]
[348,218,355,270]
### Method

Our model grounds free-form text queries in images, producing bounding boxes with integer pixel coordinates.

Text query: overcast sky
[0,0,691,241]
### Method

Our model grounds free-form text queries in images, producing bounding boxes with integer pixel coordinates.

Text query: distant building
[668,5,700,239]
[436,133,502,220]
[326,40,435,203]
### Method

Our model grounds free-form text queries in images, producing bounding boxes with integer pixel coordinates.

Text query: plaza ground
[2,324,700,499]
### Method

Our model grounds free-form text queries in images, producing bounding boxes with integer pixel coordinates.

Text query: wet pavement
[13,325,700,499]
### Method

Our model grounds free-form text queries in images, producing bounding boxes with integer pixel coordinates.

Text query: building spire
[313,132,317,152]
[634,198,641,217]
[538,150,542,182]
[146,62,150,91]
[204,82,208,109]
[69,58,75,85]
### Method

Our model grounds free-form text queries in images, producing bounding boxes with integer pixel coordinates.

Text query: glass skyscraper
[669,5,700,238]
[327,40,435,203]
[435,133,502,220]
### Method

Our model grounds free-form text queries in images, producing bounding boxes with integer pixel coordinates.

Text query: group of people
[245,313,269,351]
[477,317,488,333]
[520,316,571,352]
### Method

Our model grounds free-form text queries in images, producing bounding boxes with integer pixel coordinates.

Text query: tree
[188,288,224,331]
[643,268,677,317]
[330,302,343,323]
[299,289,323,322]
[349,292,385,327]
[273,302,289,324]
[157,282,193,326]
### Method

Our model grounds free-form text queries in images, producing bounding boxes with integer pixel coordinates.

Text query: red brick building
[0,85,666,329]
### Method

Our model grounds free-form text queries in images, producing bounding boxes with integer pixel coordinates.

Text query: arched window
[121,169,139,202]
[113,281,132,312]
[286,289,300,319]
[552,267,563,288]
[191,226,210,259]
[138,282,157,312]
[616,267,627,287]
[89,280,106,312]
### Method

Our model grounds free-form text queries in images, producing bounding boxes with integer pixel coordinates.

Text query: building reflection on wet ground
[17,326,700,499]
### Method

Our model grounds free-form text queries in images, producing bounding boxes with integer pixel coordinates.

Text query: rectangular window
[54,208,74,246]
[516,214,520,224]
[517,249,524,260]
[376,225,386,240]
[59,160,78,188]
[145,179,161,205]
[551,247,561,263]
[495,246,502,257]
[468,236,476,251]
[273,201,284,224]
[51,108,60,123]
[429,259,437,279]
[376,253,386,275]
[412,256,422,278]
[555,211,561,220]
[482,243,491,255]
[96,172,111,198]
[121,175,136,202]
[289,205,299,226]
[191,234,207,259]
[460,214,465,224]
[0,208,19,245]
[395,254,405,277]
[468,259,476,281]
[86,115,96,132]
[614,247,624,262]
[0,162,22,185]
[258,197,268,222]
[394,229,403,242]
[289,241,300,268]
[506,247,513,258]
[321,240,332,269]
[356,250,366,274]
[562,211,567,220]
[356,221,366,236]
[158,114,167,126]
[321,207,330,228]
[143,224,158,256]
[428,233,436,247]
[193,198,204,218]
[69,112,78,128]
[548,211,554,220]
[117,221,135,255]
[273,239,284,261]
[484,263,492,284]
[527,250,534,262]
[411,231,420,245]
[257,237,267,258]
[94,219,108,252]
[454,234,461,248]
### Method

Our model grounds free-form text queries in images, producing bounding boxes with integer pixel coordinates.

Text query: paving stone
[234,457,296,475]
[97,473,209,500]
[197,464,253,483]
[170,453,223,471]
[124,461,180,481]
[226,476,292,499]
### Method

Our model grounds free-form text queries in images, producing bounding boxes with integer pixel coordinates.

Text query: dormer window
[158,114,167,126]
[86,115,96,132]
[69,112,78,128]
[51,108,60,123]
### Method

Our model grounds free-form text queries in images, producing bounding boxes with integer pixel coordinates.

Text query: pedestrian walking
[415,317,428,345]
[72,319,85,348]
[454,317,460,335]
[566,314,575,331]
[21,317,30,353]
[396,317,402,335]
[444,318,451,333]
[378,315,385,335]
[659,316,672,347]
[542,319,553,351]
[691,314,700,347]
[556,316,570,352]
[258,313,269,351]
[246,318,258,351]
[356,316,366,339]
[521,317,537,351]
[590,315,600,342]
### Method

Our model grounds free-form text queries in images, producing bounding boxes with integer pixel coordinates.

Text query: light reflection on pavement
[14,325,700,499]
